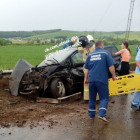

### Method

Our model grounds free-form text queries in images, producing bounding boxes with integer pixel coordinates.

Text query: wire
[109,0,140,31]
[109,16,128,31]
[93,0,114,31]
[92,0,140,33]
[130,0,140,31]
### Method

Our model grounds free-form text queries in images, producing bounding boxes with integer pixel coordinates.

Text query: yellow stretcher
[84,73,140,100]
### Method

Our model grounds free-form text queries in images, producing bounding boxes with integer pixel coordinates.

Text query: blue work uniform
[62,40,74,49]
[136,46,140,53]
[132,49,140,107]
[85,48,115,118]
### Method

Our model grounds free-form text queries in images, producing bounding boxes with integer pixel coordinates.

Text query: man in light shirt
[131,48,140,112]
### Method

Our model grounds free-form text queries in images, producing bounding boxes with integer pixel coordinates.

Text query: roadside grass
[0,44,60,70]
[0,44,137,70]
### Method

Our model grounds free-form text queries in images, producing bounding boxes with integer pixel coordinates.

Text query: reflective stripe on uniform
[88,109,96,111]
[90,52,109,56]
[99,108,107,111]
[84,89,89,92]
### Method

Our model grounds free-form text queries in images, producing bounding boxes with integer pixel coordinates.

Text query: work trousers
[132,91,140,107]
[88,81,109,118]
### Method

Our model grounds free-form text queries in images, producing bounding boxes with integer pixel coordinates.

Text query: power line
[106,2,140,31]
[93,0,114,31]
[109,1,140,32]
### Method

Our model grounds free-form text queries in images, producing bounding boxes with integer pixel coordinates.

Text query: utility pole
[125,0,135,41]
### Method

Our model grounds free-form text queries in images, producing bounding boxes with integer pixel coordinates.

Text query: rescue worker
[78,35,95,62]
[84,40,116,122]
[131,47,140,111]
[78,35,95,100]
[62,36,77,49]
[136,44,140,53]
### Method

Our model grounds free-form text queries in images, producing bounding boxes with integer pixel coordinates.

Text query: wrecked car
[19,48,84,98]
[10,46,121,98]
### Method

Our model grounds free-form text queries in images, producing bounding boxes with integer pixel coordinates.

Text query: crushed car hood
[9,59,33,96]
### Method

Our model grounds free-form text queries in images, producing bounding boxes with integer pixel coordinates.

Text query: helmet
[79,36,89,47]
[87,35,94,41]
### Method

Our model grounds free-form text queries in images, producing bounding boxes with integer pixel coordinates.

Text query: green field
[26,30,140,41]
[0,44,59,70]
[0,44,137,70]
[1,30,140,41]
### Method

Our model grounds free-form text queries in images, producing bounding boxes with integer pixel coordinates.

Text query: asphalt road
[0,94,140,140]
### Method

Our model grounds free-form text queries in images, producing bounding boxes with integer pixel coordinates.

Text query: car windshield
[38,48,76,67]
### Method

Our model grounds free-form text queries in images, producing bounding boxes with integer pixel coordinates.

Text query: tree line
[0,29,62,38]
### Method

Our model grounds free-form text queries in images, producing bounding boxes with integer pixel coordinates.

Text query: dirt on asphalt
[0,77,77,128]
[0,76,140,140]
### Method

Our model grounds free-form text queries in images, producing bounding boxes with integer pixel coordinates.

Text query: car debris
[36,92,82,104]
[8,100,20,105]
[9,59,33,96]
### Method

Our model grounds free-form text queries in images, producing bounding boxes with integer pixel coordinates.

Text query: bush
[0,38,12,46]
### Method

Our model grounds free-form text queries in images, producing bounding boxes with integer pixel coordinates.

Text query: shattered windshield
[38,48,76,67]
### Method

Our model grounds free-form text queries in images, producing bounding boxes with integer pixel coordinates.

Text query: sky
[0,0,140,31]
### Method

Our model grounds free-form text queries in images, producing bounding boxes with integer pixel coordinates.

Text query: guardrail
[0,70,13,78]
[2,70,13,74]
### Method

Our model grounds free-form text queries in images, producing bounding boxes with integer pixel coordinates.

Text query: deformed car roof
[38,47,77,67]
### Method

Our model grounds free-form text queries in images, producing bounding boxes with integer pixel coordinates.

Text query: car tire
[50,78,66,98]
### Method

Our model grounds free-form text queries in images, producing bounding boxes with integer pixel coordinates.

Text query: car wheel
[50,78,66,98]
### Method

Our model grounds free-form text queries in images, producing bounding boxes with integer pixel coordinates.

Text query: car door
[70,51,84,89]
[112,47,121,70]
[104,46,121,75]
[109,46,121,73]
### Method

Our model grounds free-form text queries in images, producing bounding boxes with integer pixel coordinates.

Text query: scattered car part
[9,59,33,96]
[36,92,82,104]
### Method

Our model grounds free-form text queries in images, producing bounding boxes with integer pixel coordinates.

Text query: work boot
[90,117,94,120]
[98,116,108,122]
[131,104,140,112]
